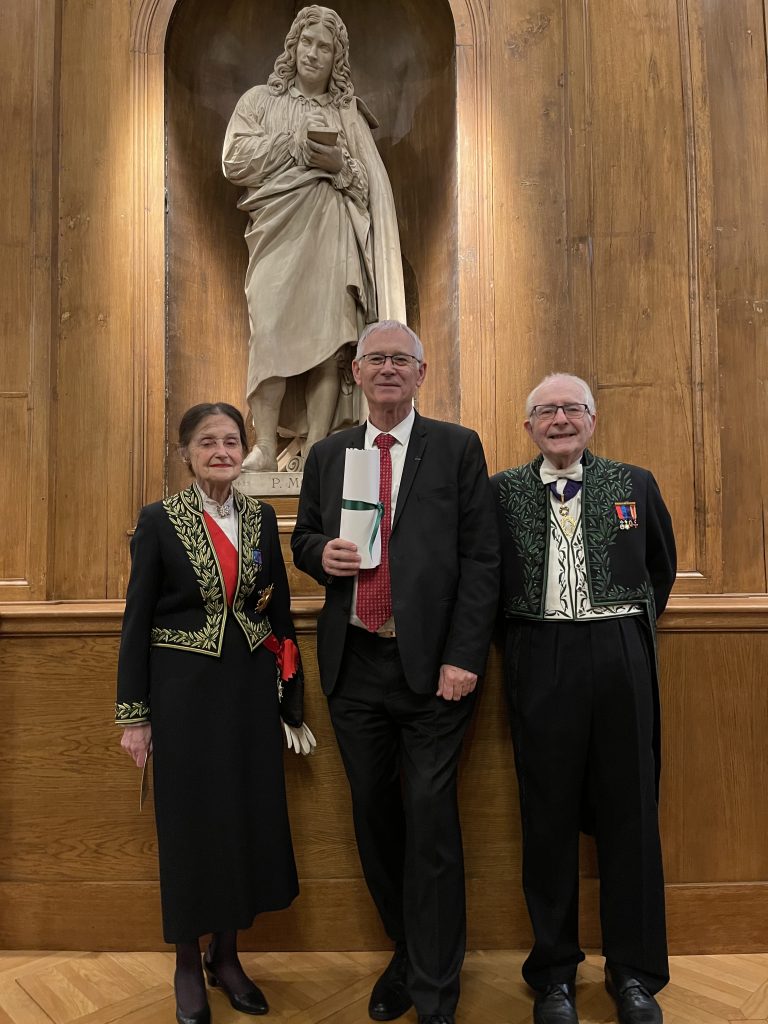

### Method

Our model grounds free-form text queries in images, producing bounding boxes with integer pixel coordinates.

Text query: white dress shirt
[195,482,239,550]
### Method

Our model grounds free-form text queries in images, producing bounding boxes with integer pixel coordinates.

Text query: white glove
[282,722,317,755]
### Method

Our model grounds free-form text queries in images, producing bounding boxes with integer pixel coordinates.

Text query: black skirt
[149,618,298,942]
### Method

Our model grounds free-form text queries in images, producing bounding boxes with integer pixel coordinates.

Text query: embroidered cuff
[115,700,151,725]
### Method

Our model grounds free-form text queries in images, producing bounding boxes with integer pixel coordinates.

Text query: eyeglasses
[358,352,420,368]
[530,403,591,421]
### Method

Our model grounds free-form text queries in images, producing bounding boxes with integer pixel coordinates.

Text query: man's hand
[120,723,152,766]
[322,538,361,577]
[437,664,477,701]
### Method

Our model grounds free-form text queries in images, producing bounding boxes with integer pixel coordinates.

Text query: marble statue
[223,5,406,471]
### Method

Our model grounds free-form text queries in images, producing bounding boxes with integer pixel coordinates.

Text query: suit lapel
[392,412,427,531]
[349,424,367,450]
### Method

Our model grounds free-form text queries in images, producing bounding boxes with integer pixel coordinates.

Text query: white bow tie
[539,460,583,487]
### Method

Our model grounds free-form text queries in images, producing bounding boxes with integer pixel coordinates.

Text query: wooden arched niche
[163,0,465,494]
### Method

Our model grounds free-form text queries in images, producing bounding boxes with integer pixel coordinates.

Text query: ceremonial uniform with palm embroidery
[492,448,676,998]
[116,484,301,942]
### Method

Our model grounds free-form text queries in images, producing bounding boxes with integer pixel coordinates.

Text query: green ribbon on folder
[341,499,385,557]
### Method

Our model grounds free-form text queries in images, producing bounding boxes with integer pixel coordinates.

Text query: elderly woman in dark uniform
[116,402,314,1024]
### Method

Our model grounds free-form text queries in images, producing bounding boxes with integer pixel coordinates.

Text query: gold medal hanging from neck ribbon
[557,488,577,539]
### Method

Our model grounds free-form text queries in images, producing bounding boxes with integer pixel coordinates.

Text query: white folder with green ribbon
[340,448,383,569]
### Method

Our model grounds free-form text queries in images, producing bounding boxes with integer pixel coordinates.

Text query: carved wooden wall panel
[0,0,55,601]
[52,0,137,599]
[491,2,571,472]
[490,0,721,588]
[2,605,768,952]
[585,0,696,568]
[696,0,768,593]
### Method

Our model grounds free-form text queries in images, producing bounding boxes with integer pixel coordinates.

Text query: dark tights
[174,940,205,1014]
[174,929,258,1012]
[206,929,260,995]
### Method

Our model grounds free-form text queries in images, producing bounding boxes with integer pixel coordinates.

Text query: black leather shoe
[202,951,268,1015]
[533,982,578,1024]
[605,969,662,1024]
[368,944,412,1021]
[175,1004,210,1024]
[418,1016,454,1023]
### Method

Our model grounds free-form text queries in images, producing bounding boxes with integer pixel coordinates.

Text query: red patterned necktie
[356,433,395,631]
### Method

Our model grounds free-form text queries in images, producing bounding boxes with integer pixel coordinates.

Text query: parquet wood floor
[1,950,767,1024]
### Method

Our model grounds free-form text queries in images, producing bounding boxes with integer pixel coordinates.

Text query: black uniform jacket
[491,449,676,639]
[291,411,501,695]
[492,449,676,801]
[115,484,303,727]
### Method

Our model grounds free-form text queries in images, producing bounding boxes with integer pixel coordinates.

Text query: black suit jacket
[291,412,500,695]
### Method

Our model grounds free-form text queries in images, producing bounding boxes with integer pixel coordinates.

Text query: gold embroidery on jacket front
[150,489,225,655]
[232,494,271,650]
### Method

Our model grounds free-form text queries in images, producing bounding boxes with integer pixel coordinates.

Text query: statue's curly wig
[267,6,355,107]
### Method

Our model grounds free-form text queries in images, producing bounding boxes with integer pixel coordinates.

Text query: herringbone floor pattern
[1,950,767,1024]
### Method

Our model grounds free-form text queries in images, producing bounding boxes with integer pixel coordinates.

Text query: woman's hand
[120,723,153,766]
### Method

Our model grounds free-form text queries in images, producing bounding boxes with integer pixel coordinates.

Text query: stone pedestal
[235,471,303,498]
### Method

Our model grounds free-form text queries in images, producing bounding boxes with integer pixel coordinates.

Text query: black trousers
[504,616,669,994]
[328,626,476,1016]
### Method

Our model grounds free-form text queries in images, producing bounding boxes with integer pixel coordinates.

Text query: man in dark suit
[292,320,499,1024]
[492,374,676,1024]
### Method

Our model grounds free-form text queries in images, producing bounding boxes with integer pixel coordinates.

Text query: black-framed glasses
[358,352,420,368]
[530,403,591,420]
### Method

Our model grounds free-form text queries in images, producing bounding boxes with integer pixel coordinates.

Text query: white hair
[525,373,596,416]
[355,320,424,362]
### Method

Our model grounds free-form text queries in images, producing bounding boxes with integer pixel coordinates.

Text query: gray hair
[355,320,424,363]
[525,373,596,416]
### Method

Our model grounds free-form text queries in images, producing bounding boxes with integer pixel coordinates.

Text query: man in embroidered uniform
[492,374,676,1024]
[292,321,499,1024]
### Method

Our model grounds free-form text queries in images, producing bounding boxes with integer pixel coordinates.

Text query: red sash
[203,511,238,606]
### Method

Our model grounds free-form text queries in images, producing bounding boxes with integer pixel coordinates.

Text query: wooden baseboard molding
[1,879,766,953]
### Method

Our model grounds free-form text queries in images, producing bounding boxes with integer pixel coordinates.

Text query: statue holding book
[222,5,405,472]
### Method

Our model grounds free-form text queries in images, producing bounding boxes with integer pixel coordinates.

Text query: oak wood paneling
[0,0,55,600]
[491,1,569,473]
[659,632,768,883]
[2,601,768,951]
[0,398,31,582]
[697,0,768,592]
[587,0,694,569]
[52,0,135,599]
